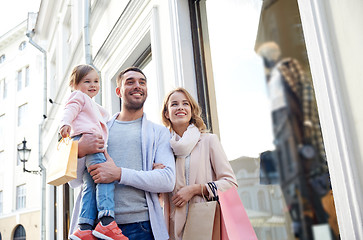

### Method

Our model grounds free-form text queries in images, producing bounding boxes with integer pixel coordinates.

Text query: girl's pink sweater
[60,90,110,145]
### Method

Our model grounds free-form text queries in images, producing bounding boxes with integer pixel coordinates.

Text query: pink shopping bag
[218,187,258,240]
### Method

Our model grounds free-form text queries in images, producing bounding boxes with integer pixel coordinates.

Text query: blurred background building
[0,0,362,239]
[0,20,44,239]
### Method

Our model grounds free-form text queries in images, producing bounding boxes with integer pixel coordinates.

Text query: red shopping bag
[218,187,258,240]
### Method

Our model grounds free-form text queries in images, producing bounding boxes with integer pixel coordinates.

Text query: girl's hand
[60,125,71,139]
[172,184,199,208]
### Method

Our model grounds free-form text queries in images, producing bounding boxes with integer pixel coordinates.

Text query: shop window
[13,225,26,240]
[113,45,160,124]
[135,46,160,124]
[190,0,339,239]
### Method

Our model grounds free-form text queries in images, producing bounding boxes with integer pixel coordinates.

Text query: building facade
[2,0,361,239]
[0,21,43,239]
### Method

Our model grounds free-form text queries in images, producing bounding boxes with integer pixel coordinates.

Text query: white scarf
[169,124,201,240]
[170,124,201,158]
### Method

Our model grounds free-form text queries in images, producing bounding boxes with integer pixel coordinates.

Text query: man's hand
[78,133,104,158]
[88,150,121,184]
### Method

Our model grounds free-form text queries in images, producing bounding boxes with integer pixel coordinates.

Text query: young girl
[59,64,128,240]
[160,87,238,240]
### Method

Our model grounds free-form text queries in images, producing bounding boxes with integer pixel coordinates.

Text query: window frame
[0,190,3,215]
[16,184,26,210]
[13,224,26,240]
[18,41,27,51]
[17,103,28,127]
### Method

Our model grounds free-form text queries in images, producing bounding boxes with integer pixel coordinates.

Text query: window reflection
[139,54,160,124]
[199,0,339,239]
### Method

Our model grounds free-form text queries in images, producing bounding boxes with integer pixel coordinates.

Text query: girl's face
[165,91,192,130]
[74,70,100,98]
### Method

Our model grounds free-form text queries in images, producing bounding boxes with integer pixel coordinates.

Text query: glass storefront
[193,0,340,239]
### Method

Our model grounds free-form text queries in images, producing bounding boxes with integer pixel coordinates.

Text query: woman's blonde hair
[161,87,207,133]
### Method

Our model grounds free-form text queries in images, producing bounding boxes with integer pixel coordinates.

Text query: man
[69,67,176,240]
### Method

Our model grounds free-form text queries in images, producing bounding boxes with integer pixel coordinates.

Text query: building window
[0,151,3,167]
[0,115,4,147]
[17,67,30,91]
[17,70,22,91]
[18,41,26,51]
[258,190,268,212]
[16,143,22,166]
[16,185,26,210]
[0,55,4,64]
[18,103,28,127]
[13,225,26,240]
[0,79,7,99]
[0,190,3,214]
[25,67,29,87]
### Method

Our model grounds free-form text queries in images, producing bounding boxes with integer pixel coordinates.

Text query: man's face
[116,71,147,111]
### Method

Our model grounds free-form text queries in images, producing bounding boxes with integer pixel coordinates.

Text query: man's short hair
[116,67,147,86]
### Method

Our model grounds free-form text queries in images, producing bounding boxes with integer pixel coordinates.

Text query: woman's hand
[152,163,165,170]
[172,184,200,208]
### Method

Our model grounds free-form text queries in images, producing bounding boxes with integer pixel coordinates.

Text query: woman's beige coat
[164,133,238,240]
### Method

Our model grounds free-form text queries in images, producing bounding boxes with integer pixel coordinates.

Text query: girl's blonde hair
[161,87,207,133]
[69,64,96,89]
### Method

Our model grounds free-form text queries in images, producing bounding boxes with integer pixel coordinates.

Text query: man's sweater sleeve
[119,127,176,193]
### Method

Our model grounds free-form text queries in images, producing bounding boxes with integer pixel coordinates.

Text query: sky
[0,0,41,37]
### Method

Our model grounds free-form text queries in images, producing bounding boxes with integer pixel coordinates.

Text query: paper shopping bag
[218,187,257,240]
[47,137,78,186]
[182,200,218,240]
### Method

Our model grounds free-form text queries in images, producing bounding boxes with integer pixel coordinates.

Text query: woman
[160,87,238,240]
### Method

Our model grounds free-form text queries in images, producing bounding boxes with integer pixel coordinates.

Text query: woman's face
[166,91,192,129]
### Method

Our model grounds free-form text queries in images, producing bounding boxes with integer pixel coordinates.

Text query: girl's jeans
[73,135,115,226]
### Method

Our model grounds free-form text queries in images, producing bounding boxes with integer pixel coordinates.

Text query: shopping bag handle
[207,182,220,204]
[57,136,71,150]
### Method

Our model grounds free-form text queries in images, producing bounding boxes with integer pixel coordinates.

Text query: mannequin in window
[257,42,338,239]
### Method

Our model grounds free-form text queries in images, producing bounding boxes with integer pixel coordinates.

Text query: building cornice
[93,0,152,69]
[0,21,27,50]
